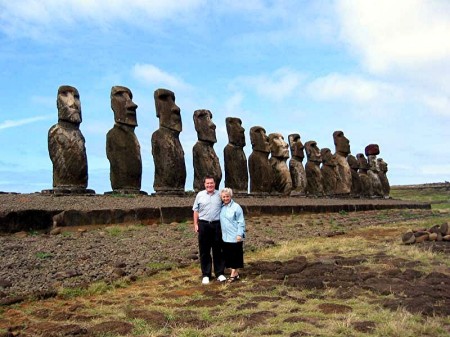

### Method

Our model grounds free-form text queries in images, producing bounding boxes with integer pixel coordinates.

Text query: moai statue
[269,133,292,195]
[365,144,383,197]
[356,153,373,197]
[248,126,272,194]
[304,140,323,197]
[106,86,145,194]
[333,131,352,195]
[193,109,222,192]
[151,88,186,195]
[288,134,307,196]
[347,154,362,197]
[320,148,338,197]
[45,85,94,194]
[224,117,248,194]
[377,158,390,198]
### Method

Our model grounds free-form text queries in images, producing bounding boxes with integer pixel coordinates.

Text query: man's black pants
[198,220,225,278]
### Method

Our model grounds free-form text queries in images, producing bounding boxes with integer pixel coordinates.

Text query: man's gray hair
[220,187,233,198]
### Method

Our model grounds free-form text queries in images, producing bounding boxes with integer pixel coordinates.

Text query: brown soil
[0,208,449,336]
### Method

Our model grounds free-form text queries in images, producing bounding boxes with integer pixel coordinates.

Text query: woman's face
[221,193,231,205]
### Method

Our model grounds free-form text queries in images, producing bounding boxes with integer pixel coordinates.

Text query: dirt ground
[1,207,449,336]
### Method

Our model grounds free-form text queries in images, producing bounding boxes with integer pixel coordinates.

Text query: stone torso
[289,158,307,194]
[334,154,352,195]
[193,141,222,192]
[48,124,88,189]
[269,157,292,195]
[106,124,142,191]
[350,168,362,197]
[224,144,248,194]
[305,161,323,196]
[321,163,338,196]
[151,127,186,193]
[248,151,272,194]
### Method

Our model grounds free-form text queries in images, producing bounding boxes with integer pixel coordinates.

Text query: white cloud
[131,64,191,92]
[232,68,304,101]
[0,115,52,130]
[419,95,450,117]
[306,73,401,103]
[336,0,450,73]
[0,0,205,37]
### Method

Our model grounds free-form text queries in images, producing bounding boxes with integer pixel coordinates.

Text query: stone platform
[0,193,430,233]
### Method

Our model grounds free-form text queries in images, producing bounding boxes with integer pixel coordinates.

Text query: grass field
[1,186,449,337]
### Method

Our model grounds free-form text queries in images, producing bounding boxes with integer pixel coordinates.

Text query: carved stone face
[250,126,270,153]
[111,86,138,127]
[333,130,350,156]
[194,109,216,143]
[288,133,304,160]
[57,85,81,125]
[154,88,181,132]
[321,148,335,166]
[305,141,321,162]
[347,154,359,170]
[269,133,289,159]
[367,155,378,171]
[377,158,388,173]
[226,117,245,147]
[356,153,369,170]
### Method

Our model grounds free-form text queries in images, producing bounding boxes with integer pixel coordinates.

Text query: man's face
[270,133,289,159]
[227,118,245,147]
[111,87,138,126]
[194,110,216,143]
[204,178,215,193]
[154,89,182,132]
[57,86,82,124]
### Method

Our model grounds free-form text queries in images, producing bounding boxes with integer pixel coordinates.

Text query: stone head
[367,155,379,171]
[194,109,216,143]
[288,133,305,160]
[111,86,138,127]
[320,148,335,166]
[377,158,388,173]
[347,154,359,170]
[333,130,350,156]
[57,85,82,125]
[250,126,270,153]
[356,153,369,171]
[305,141,321,163]
[154,88,182,132]
[269,133,289,159]
[226,117,245,147]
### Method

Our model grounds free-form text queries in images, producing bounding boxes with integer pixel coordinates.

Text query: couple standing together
[193,175,246,284]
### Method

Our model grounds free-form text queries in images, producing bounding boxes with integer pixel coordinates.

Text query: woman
[219,188,246,282]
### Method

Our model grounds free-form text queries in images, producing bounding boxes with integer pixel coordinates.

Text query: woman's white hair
[220,187,233,198]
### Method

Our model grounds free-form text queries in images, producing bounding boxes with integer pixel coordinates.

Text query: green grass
[35,251,53,259]
[391,186,450,210]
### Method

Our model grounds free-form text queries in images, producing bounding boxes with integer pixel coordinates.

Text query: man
[193,176,226,284]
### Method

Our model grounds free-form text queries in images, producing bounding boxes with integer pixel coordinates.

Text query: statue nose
[126,101,138,110]
[171,105,180,114]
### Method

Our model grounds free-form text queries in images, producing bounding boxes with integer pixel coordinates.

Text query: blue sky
[0,0,449,193]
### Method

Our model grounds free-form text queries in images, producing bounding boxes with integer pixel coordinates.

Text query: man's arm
[193,210,199,232]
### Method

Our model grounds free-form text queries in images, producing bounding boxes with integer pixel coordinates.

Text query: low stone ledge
[0,194,431,233]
